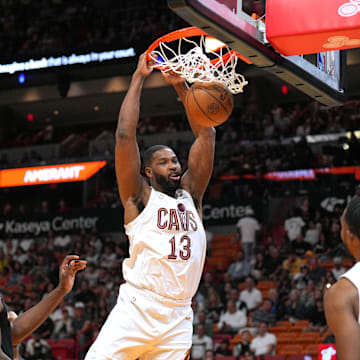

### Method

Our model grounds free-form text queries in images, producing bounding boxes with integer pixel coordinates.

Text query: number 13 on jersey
[168,235,191,260]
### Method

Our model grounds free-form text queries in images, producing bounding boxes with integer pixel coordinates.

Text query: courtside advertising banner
[0,161,106,187]
[318,344,337,360]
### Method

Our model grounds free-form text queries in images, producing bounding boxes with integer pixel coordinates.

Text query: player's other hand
[58,255,87,294]
[135,52,156,77]
[161,70,185,86]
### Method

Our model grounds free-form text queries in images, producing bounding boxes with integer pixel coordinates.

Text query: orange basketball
[185,82,234,127]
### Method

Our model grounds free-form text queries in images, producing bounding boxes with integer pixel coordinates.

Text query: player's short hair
[143,145,170,168]
[345,195,360,239]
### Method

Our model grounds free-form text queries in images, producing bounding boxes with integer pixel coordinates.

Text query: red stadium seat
[287,356,308,360]
[51,343,69,359]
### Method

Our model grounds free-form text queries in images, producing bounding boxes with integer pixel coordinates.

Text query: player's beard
[154,172,180,196]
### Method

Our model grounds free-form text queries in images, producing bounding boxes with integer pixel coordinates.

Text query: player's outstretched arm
[324,279,360,360]
[162,73,215,208]
[11,255,86,345]
[115,53,154,207]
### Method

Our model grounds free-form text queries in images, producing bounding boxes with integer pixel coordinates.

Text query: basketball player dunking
[85,53,215,359]
[324,195,360,360]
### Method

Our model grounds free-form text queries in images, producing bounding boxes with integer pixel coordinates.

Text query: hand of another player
[58,255,87,294]
[135,52,156,77]
[161,70,185,86]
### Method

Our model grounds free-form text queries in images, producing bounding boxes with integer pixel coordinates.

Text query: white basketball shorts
[84,283,193,360]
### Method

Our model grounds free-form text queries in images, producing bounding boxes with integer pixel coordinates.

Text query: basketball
[185,82,234,127]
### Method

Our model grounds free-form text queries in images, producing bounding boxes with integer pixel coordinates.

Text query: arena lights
[281,85,289,95]
[0,161,106,187]
[0,48,136,74]
[26,113,34,122]
[18,73,25,84]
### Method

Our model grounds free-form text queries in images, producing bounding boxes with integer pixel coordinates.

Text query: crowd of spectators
[1,99,360,179]
[0,174,357,358]
[0,0,184,62]
[188,189,354,359]
[0,227,127,359]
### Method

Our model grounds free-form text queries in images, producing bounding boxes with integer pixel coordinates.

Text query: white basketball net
[149,35,248,94]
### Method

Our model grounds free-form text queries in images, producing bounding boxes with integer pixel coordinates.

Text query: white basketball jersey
[340,261,360,325]
[123,187,206,301]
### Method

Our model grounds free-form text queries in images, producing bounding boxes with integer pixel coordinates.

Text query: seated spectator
[298,279,316,317]
[291,233,312,257]
[284,289,305,322]
[284,208,305,241]
[193,311,213,338]
[307,298,327,329]
[192,299,202,326]
[33,316,54,340]
[242,350,257,360]
[233,329,252,357]
[250,322,277,356]
[331,256,346,280]
[264,245,282,275]
[250,252,265,280]
[25,332,55,360]
[282,251,302,277]
[204,350,215,360]
[239,277,262,312]
[199,272,218,299]
[227,287,247,314]
[99,245,117,269]
[85,245,100,265]
[52,307,72,340]
[308,257,327,283]
[82,262,100,287]
[249,299,276,327]
[68,302,94,359]
[304,220,321,246]
[302,250,316,266]
[191,324,213,360]
[50,300,75,324]
[214,338,232,357]
[293,263,310,290]
[267,288,285,320]
[218,300,247,335]
[74,279,97,303]
[7,262,23,286]
[205,289,223,323]
[227,250,250,284]
[3,237,18,258]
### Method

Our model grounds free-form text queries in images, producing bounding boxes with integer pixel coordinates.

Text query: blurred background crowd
[0,0,359,359]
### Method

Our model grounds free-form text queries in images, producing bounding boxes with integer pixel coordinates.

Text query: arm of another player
[324,279,360,360]
[115,52,155,207]
[11,255,86,345]
[162,73,215,208]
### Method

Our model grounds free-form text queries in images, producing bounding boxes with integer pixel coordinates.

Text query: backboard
[168,0,346,106]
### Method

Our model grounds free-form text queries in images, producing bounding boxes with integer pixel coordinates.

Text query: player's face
[148,149,182,195]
